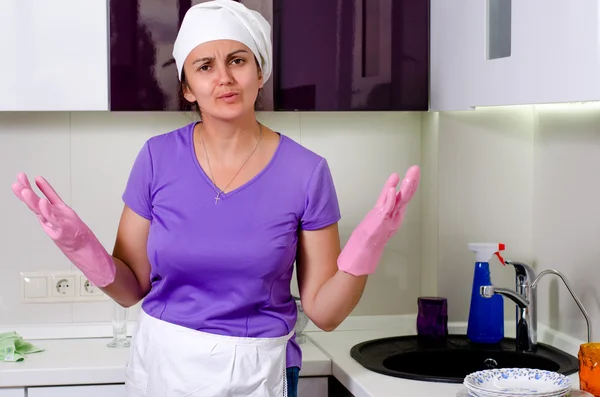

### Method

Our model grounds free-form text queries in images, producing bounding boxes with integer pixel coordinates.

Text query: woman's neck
[195,113,262,166]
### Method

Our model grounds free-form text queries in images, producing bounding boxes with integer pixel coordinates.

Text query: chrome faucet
[479,260,591,353]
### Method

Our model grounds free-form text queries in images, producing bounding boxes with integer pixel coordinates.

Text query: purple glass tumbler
[416,297,448,343]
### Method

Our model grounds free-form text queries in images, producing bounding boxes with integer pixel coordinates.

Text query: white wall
[431,106,536,326]
[426,104,599,344]
[0,111,422,326]
[2,106,598,345]
[532,104,600,342]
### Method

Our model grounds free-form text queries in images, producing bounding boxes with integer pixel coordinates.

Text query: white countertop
[0,337,331,388]
[0,315,586,396]
[307,328,581,397]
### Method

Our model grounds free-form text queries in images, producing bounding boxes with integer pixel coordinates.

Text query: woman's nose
[216,64,234,85]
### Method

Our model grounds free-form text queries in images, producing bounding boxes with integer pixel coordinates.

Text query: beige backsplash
[1,105,599,345]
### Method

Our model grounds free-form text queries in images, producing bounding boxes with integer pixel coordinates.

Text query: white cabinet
[23,380,321,396]
[20,380,322,396]
[430,0,474,111]
[0,389,26,397]
[18,378,325,396]
[298,377,328,397]
[27,384,125,397]
[0,0,109,111]
[431,0,600,111]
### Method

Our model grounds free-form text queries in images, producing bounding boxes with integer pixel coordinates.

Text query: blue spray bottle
[466,242,505,344]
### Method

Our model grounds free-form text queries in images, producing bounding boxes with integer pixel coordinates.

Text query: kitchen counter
[0,315,586,396]
[307,329,581,397]
[0,337,331,388]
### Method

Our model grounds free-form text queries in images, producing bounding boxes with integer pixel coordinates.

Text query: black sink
[350,335,579,383]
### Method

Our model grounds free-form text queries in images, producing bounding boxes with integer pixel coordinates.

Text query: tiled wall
[0,111,422,326]
[532,104,600,342]
[424,105,599,343]
[428,106,536,326]
[2,106,598,344]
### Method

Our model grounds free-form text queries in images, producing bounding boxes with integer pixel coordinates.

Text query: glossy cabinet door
[21,380,322,396]
[110,0,193,111]
[109,0,262,111]
[431,0,600,110]
[273,0,429,111]
[109,0,429,111]
[0,0,109,111]
[0,389,25,397]
[298,377,328,397]
[469,0,600,108]
[429,0,473,111]
[27,384,126,397]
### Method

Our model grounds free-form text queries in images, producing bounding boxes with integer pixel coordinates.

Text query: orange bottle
[579,343,600,396]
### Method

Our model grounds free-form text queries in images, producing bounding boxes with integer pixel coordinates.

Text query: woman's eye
[198,65,210,72]
[231,58,245,65]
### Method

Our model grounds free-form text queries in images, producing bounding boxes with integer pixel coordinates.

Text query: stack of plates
[456,389,594,397]
[462,368,572,397]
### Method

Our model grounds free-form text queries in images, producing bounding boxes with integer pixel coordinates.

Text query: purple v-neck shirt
[122,122,341,369]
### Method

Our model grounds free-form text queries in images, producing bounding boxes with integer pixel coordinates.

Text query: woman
[11,1,420,396]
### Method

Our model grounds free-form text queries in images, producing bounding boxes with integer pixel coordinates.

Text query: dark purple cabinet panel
[109,0,269,111]
[273,0,429,111]
[110,0,191,111]
[109,0,429,111]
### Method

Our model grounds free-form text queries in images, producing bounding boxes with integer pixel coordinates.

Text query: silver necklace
[201,123,263,204]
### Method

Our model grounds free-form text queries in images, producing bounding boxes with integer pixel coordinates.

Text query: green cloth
[0,332,44,362]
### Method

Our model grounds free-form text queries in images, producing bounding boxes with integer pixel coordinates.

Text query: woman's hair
[178,56,264,119]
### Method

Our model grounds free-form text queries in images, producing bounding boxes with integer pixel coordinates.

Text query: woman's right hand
[12,172,117,287]
[13,173,89,250]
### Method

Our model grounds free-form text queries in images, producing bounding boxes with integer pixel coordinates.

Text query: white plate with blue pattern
[463,368,572,396]
[457,388,593,397]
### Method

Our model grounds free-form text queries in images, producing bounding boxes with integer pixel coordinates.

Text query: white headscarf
[172,0,272,83]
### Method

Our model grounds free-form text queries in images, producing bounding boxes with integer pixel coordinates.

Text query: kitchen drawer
[27,384,125,397]
[0,389,26,397]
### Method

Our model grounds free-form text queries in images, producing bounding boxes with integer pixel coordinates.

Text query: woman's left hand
[390,165,421,232]
[337,165,421,276]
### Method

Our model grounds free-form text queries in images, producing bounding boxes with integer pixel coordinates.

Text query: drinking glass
[579,342,600,396]
[416,296,448,345]
[107,301,130,348]
[293,296,309,344]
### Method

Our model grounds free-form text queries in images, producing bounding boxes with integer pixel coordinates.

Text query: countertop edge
[0,315,587,392]
[304,319,587,397]
[0,338,332,388]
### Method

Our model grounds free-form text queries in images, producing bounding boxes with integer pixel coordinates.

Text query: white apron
[125,309,295,397]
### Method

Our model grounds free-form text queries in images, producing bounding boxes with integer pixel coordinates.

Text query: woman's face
[182,40,263,120]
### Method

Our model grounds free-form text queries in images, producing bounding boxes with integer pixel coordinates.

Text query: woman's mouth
[218,92,240,103]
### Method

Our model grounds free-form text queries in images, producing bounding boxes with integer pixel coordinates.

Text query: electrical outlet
[21,270,109,303]
[80,275,104,297]
[50,273,76,298]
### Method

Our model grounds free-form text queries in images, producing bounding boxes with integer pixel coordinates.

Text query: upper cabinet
[109,0,430,112]
[109,0,189,111]
[0,0,109,111]
[431,0,600,111]
[1,0,429,112]
[10,1,600,112]
[272,0,429,111]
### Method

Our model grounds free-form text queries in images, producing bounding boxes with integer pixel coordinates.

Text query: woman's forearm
[100,257,148,307]
[304,166,420,331]
[310,270,368,331]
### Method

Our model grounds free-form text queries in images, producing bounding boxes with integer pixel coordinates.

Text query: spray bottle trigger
[495,252,505,265]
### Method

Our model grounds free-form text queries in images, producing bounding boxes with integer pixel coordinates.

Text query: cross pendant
[214,195,220,205]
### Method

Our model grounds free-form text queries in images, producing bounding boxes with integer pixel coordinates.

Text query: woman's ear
[255,57,264,89]
[257,69,264,89]
[182,83,196,103]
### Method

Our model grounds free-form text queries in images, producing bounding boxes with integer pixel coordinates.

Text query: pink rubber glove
[337,165,421,276]
[12,173,116,287]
